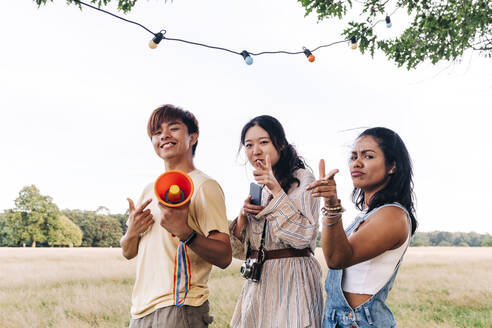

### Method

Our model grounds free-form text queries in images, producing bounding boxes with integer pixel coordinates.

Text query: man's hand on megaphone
[126,198,154,238]
[253,154,282,196]
[159,202,193,241]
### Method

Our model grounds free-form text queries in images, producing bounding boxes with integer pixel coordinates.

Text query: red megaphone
[154,170,194,207]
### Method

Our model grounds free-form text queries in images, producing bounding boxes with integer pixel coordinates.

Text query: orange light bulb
[303,48,315,63]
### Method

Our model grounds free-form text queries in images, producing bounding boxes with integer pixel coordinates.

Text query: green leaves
[63,209,124,247]
[34,0,138,13]
[301,0,492,69]
[343,22,377,56]
[299,0,351,20]
[1,185,60,246]
[1,186,126,247]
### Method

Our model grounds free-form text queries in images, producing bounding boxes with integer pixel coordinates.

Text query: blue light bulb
[241,50,253,66]
[385,16,392,28]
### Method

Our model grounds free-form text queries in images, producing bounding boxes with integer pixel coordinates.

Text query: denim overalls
[322,204,410,328]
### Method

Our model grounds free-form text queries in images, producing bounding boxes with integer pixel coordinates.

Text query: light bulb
[386,16,392,28]
[149,41,158,49]
[149,32,164,49]
[241,50,253,65]
[303,48,315,62]
[350,37,357,50]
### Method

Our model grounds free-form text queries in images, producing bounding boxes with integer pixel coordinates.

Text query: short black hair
[147,104,199,156]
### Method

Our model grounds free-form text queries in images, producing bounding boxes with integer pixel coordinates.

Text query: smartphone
[249,183,264,206]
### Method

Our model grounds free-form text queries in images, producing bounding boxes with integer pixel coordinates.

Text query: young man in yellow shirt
[121,104,232,327]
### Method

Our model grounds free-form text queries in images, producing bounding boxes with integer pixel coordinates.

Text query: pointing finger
[137,198,153,213]
[319,159,326,179]
[256,159,267,171]
[326,169,339,180]
[127,198,135,213]
[265,154,272,170]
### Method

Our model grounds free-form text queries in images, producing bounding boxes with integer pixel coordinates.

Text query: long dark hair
[240,115,306,193]
[352,127,417,235]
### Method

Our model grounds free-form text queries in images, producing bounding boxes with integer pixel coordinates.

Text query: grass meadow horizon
[0,247,490,327]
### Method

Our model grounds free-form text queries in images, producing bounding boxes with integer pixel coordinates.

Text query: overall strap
[345,211,367,235]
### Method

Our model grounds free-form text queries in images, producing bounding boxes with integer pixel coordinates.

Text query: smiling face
[243,125,280,168]
[151,119,197,162]
[349,136,395,195]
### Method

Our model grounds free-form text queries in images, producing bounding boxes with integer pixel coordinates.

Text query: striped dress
[230,168,323,328]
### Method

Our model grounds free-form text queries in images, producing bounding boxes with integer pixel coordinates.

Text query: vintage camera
[240,258,263,282]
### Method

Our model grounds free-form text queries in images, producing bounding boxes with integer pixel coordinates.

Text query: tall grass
[0,247,490,327]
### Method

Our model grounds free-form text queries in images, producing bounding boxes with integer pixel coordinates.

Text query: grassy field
[0,247,490,328]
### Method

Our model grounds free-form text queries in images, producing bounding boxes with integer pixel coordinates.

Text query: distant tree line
[315,230,492,248]
[0,185,128,247]
[410,231,492,247]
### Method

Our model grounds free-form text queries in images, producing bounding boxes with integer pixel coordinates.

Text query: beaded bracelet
[321,206,345,216]
[321,199,345,216]
[324,205,343,211]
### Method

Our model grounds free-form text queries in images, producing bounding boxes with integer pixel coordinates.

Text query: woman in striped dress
[229,115,323,328]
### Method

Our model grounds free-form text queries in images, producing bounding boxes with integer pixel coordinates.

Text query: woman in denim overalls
[308,127,417,327]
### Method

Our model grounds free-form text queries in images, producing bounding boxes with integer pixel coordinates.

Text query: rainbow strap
[173,241,191,307]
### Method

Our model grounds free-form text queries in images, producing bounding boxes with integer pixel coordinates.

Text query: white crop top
[342,204,411,295]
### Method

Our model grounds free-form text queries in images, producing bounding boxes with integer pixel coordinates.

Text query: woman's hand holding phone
[234,195,264,241]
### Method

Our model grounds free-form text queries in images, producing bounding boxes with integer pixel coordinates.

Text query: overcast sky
[1,0,491,233]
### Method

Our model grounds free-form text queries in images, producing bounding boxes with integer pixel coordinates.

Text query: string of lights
[73,0,397,65]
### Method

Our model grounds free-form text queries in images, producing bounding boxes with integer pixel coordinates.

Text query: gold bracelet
[322,199,344,215]
[321,206,345,216]
[325,205,342,211]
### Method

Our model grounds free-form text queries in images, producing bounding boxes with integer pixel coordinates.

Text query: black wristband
[182,230,197,245]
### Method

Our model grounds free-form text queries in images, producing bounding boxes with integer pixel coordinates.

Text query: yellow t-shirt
[130,169,229,319]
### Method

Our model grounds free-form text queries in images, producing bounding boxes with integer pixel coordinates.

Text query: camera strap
[257,220,268,263]
[246,219,268,263]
